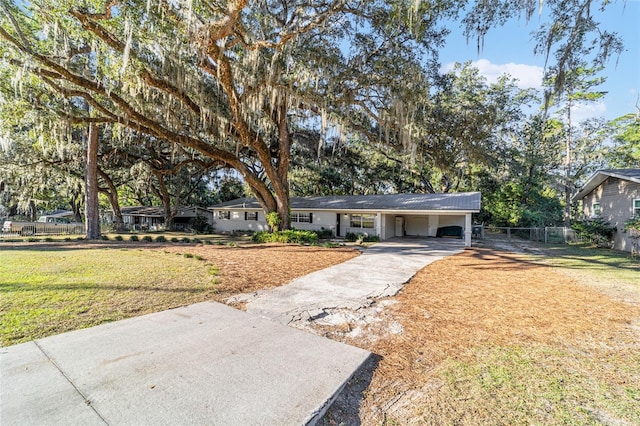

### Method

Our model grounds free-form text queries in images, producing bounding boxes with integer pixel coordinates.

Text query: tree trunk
[98,169,124,231]
[564,100,572,228]
[85,123,101,239]
[152,172,174,231]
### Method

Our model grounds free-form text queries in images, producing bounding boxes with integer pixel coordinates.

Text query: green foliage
[155,235,167,243]
[114,235,124,241]
[344,232,379,243]
[623,216,640,256]
[191,215,212,234]
[315,228,334,239]
[252,230,318,244]
[265,211,282,232]
[130,235,139,242]
[171,237,180,243]
[571,218,617,248]
[180,237,192,243]
[100,235,109,241]
[345,232,358,242]
[142,235,153,243]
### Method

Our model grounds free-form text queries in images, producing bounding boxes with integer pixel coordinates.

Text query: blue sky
[439,1,640,123]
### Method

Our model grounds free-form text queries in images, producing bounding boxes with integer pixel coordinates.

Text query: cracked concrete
[232,238,464,332]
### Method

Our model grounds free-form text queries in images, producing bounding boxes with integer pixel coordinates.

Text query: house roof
[120,206,165,217]
[212,192,481,213]
[572,169,640,202]
[117,206,210,217]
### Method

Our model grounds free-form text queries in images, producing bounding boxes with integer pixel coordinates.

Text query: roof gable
[212,192,481,212]
[572,169,640,201]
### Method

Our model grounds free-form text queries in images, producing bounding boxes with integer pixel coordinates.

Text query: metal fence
[476,226,579,244]
[0,224,84,238]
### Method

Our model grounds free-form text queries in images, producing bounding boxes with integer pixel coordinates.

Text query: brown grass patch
[329,248,640,424]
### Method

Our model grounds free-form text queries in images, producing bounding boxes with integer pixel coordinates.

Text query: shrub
[114,235,124,241]
[191,215,213,234]
[171,237,179,243]
[252,230,318,244]
[572,218,617,248]
[100,235,109,241]
[180,237,191,243]
[316,228,334,239]
[155,235,167,243]
[142,235,153,242]
[183,253,194,259]
[26,237,40,242]
[192,238,202,244]
[265,211,281,232]
[130,235,139,242]
[623,216,640,256]
[44,237,55,242]
[345,232,358,242]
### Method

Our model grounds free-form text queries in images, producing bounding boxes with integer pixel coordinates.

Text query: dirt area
[320,246,640,424]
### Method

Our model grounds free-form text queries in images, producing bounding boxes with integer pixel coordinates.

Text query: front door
[336,213,341,237]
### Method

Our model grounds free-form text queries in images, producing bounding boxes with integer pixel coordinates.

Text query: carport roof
[212,192,481,212]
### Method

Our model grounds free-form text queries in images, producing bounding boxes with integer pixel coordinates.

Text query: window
[291,212,312,223]
[245,211,258,221]
[634,199,640,217]
[216,210,230,220]
[350,214,375,229]
[592,202,601,217]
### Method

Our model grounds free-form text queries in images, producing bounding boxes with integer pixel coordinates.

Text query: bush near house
[571,217,617,248]
[345,232,380,243]
[623,216,640,256]
[252,230,318,244]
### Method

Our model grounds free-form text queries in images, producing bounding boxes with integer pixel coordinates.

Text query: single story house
[572,168,640,252]
[210,192,481,247]
[102,206,213,231]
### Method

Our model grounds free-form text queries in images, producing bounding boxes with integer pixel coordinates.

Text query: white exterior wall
[438,215,465,228]
[405,216,429,236]
[383,215,396,239]
[212,210,268,233]
[290,211,336,234]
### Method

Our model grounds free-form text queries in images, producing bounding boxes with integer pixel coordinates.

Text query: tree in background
[607,111,640,168]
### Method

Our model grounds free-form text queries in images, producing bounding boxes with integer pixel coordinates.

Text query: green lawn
[0,246,219,346]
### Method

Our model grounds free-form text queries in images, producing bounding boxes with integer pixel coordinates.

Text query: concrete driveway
[236,238,464,330]
[1,238,463,425]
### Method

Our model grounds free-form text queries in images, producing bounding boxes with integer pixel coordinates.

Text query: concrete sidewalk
[239,238,464,327]
[1,302,370,426]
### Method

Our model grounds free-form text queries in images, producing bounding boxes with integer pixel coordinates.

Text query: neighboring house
[210,192,481,247]
[103,206,213,231]
[572,168,640,252]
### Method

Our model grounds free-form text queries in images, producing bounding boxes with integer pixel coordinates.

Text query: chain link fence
[475,226,579,244]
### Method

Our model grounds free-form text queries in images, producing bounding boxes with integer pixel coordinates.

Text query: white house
[572,168,640,252]
[210,192,481,247]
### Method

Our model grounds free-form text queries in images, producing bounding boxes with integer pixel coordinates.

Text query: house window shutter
[309,213,313,224]
[256,212,259,221]
[244,211,247,220]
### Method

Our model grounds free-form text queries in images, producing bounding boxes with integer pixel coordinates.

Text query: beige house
[210,193,481,247]
[572,169,640,252]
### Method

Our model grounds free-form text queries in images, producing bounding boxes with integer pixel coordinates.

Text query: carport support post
[376,212,382,239]
[464,214,472,247]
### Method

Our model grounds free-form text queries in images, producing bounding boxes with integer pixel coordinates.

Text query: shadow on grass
[543,244,640,272]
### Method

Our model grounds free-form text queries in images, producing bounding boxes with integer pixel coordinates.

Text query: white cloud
[570,101,607,123]
[443,59,544,90]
